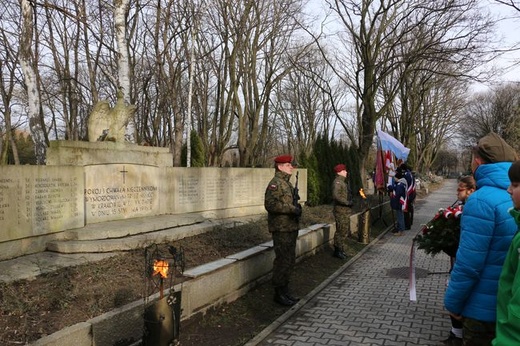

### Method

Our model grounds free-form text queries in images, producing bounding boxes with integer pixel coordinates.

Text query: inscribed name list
[84,164,159,223]
[0,166,83,241]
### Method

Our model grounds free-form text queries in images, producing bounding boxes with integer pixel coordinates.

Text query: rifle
[346,184,354,207]
[293,171,301,220]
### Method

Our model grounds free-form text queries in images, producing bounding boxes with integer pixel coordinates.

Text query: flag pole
[373,135,389,226]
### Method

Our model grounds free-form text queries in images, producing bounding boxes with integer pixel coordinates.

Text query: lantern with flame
[143,244,185,346]
[152,259,169,298]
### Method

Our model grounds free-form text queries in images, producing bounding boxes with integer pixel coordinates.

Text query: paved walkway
[247,179,458,346]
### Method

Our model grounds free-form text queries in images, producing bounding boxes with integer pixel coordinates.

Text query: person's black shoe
[282,285,300,302]
[333,247,347,259]
[442,332,462,346]
[273,287,296,306]
[273,293,295,306]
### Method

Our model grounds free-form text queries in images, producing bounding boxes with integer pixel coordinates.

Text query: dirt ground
[0,195,397,346]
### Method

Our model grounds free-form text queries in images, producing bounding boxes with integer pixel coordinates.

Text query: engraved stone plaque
[84,164,160,223]
[0,166,83,242]
[165,167,277,214]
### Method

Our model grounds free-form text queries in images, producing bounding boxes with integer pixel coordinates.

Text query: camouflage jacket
[264,170,300,233]
[332,175,352,212]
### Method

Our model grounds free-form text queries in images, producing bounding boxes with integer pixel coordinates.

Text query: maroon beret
[274,155,293,164]
[334,164,346,173]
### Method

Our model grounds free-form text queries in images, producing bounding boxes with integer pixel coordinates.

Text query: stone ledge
[46,213,266,254]
[226,244,272,261]
[184,258,236,278]
[63,213,206,241]
[47,222,217,253]
[31,322,91,346]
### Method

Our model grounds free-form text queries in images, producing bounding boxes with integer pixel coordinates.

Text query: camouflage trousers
[271,231,298,287]
[462,317,495,346]
[333,211,351,250]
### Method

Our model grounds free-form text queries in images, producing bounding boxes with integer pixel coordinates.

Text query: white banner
[377,130,410,161]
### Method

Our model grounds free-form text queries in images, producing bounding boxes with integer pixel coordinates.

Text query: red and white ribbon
[409,238,417,301]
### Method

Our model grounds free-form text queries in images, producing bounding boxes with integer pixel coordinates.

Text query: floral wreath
[414,203,463,258]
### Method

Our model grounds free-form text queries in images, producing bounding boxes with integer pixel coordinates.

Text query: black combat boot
[333,246,347,259]
[273,287,296,306]
[282,285,300,303]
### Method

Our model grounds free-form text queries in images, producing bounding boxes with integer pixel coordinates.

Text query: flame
[359,188,367,199]
[152,259,169,279]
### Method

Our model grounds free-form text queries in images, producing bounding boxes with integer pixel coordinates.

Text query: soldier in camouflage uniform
[264,154,302,306]
[332,164,353,259]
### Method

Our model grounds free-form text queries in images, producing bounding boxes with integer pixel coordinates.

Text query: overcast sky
[305,0,520,92]
[477,0,520,90]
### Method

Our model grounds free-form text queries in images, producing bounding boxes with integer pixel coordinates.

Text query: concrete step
[62,213,206,241]
[46,214,265,254]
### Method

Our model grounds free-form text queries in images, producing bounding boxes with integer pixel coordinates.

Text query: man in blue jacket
[444,132,518,345]
[388,166,407,236]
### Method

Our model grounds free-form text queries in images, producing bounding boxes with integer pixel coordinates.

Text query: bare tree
[213,0,308,167]
[460,83,520,150]
[0,60,21,164]
[187,0,312,167]
[193,1,243,166]
[39,0,85,140]
[0,4,23,164]
[19,0,46,164]
[494,0,520,12]
[274,48,342,158]
[413,76,467,173]
[131,0,191,165]
[383,60,469,172]
[318,0,495,177]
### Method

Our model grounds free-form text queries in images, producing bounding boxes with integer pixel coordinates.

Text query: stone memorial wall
[0,166,84,243]
[0,146,307,260]
[165,167,282,216]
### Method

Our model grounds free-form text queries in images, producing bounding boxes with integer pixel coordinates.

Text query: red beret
[334,164,346,173]
[274,155,293,164]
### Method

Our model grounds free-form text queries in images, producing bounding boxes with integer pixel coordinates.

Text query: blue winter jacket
[444,162,516,322]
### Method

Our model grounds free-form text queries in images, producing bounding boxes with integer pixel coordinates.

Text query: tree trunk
[5,109,20,165]
[19,0,46,164]
[114,0,135,143]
